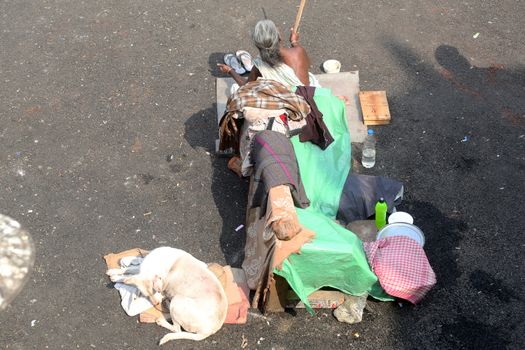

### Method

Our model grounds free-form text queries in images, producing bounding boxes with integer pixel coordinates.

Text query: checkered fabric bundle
[226,79,310,121]
[219,79,310,152]
[363,236,436,304]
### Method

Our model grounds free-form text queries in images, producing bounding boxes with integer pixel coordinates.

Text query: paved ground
[1,0,524,349]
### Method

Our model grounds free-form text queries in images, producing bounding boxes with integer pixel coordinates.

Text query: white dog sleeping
[106,247,228,345]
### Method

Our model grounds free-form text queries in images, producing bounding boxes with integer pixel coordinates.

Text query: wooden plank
[293,0,307,33]
[359,91,391,125]
[264,275,288,313]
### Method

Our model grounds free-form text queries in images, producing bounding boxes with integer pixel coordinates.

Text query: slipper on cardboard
[236,50,253,72]
[224,53,246,75]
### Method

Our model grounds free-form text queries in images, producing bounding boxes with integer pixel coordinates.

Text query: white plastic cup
[322,59,341,73]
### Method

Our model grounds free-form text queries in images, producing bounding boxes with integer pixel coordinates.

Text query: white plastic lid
[388,211,414,224]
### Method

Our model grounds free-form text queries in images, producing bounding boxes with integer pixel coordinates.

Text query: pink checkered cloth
[363,236,436,304]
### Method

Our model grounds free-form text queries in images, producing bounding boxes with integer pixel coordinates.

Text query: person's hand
[290,27,300,45]
[217,63,232,74]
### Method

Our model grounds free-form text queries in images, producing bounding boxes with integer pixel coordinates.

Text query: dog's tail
[159,332,211,345]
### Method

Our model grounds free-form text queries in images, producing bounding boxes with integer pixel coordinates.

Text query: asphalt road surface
[1,1,523,349]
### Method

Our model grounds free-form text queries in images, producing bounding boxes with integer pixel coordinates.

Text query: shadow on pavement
[380,38,524,349]
[184,104,248,268]
[208,52,228,77]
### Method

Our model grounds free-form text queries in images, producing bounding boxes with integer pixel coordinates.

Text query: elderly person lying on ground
[217,22,406,312]
[220,84,404,311]
[218,19,320,88]
[219,19,323,176]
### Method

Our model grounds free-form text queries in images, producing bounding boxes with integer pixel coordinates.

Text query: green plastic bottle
[375,197,387,229]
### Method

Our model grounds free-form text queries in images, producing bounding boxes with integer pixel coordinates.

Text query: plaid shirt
[226,79,310,120]
[364,236,437,304]
[219,79,310,151]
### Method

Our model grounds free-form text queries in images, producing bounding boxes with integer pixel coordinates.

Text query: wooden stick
[261,7,268,19]
[293,0,306,33]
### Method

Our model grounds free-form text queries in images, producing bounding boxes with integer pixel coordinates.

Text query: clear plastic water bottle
[362,129,376,168]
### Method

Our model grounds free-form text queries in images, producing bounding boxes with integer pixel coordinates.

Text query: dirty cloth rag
[113,256,152,316]
[296,86,334,150]
[103,248,157,318]
[363,236,437,304]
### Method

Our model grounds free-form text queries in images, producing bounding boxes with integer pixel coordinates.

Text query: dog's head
[124,275,164,306]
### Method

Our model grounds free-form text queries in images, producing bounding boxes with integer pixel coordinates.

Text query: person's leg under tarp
[242,130,312,311]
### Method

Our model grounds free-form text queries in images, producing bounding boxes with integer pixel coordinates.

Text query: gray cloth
[336,174,404,225]
[249,130,310,217]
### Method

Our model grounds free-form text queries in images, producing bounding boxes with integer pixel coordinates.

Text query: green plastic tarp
[273,87,392,312]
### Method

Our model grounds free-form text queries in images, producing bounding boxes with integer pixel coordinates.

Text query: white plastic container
[322,59,341,73]
[376,222,425,247]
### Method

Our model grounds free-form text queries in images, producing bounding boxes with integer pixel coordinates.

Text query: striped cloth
[249,130,310,218]
[363,236,436,304]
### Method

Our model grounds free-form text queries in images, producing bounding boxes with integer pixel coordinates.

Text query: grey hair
[252,20,283,67]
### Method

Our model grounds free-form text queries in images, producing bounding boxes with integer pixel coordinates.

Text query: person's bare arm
[216,64,260,86]
[281,28,311,86]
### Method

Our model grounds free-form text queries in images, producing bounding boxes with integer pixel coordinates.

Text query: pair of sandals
[224,50,253,75]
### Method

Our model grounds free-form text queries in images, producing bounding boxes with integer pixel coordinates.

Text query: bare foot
[272,218,302,241]
[336,95,351,105]
[268,185,301,240]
